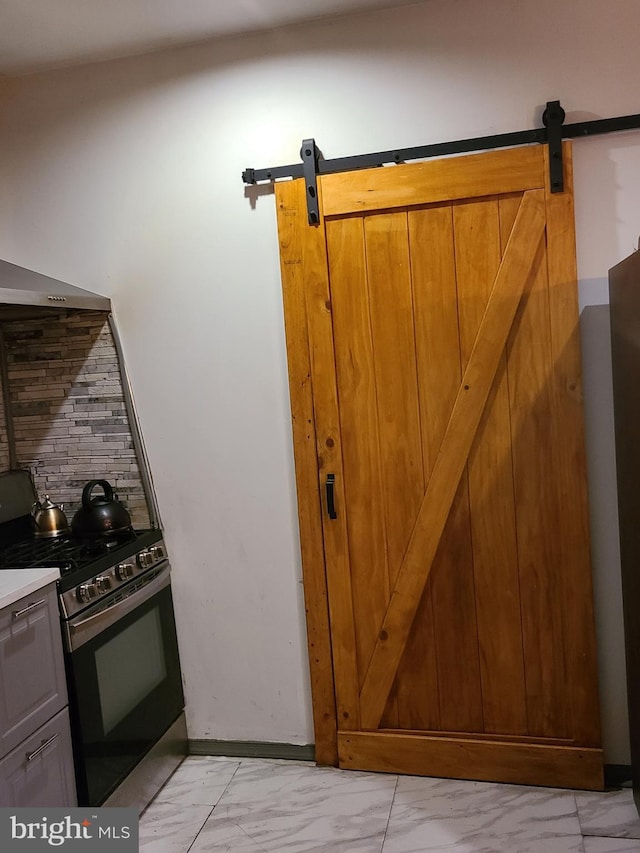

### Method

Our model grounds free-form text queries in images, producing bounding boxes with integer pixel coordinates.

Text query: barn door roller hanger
[242,100,640,225]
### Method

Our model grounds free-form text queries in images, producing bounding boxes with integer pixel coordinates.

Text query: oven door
[64,563,184,806]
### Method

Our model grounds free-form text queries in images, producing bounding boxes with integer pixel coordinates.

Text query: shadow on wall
[573,128,640,287]
[0,310,150,526]
[579,298,630,764]
[244,183,275,211]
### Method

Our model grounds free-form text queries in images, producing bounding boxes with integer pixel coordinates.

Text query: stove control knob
[137,550,154,569]
[116,563,134,581]
[77,583,97,603]
[150,545,165,562]
[95,575,112,594]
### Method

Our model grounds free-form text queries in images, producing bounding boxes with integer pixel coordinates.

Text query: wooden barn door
[276,143,603,790]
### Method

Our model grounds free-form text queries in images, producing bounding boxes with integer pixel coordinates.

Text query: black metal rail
[242,101,640,224]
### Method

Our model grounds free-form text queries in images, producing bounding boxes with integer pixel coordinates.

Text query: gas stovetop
[0,516,164,602]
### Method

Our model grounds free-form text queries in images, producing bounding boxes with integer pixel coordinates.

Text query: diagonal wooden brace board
[359,189,546,730]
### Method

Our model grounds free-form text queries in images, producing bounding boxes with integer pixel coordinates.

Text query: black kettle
[71,479,132,539]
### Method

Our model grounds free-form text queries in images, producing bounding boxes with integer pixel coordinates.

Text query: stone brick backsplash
[0,311,151,528]
[0,373,9,472]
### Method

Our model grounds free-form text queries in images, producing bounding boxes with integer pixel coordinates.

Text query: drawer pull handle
[26,733,58,762]
[12,598,46,620]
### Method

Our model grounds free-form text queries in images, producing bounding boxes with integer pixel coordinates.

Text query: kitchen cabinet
[0,581,76,806]
[0,582,67,756]
[0,708,76,807]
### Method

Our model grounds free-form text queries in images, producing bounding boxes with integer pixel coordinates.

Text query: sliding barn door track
[242,100,640,224]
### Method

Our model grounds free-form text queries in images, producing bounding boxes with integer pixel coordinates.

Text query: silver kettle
[31,495,70,538]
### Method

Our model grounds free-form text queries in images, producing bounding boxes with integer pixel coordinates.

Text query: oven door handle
[67,564,172,652]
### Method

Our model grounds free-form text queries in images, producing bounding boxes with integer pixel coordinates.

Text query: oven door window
[67,581,184,806]
[95,606,168,734]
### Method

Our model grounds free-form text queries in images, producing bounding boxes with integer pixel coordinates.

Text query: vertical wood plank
[454,198,527,735]
[501,195,569,738]
[544,143,601,748]
[394,205,461,731]
[275,179,338,764]
[325,216,391,700]
[429,476,482,731]
[405,204,480,733]
[364,212,425,587]
[363,211,425,728]
[409,206,461,470]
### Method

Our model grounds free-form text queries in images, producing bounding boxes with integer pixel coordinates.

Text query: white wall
[0,0,638,760]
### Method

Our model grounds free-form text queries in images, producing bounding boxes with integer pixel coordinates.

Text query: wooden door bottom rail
[338,731,604,791]
[377,728,575,747]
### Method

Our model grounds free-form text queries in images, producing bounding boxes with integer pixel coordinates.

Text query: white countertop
[0,568,60,611]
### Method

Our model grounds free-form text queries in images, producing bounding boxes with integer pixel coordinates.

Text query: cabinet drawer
[0,707,77,807]
[0,583,67,757]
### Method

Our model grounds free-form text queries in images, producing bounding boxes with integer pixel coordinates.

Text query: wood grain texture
[403,205,482,733]
[543,143,601,747]
[338,731,604,790]
[275,179,337,764]
[394,206,460,731]
[297,180,362,732]
[320,146,545,217]
[325,216,391,698]
[454,198,527,736]
[504,196,569,738]
[364,212,424,592]
[428,477,482,732]
[277,145,602,787]
[363,211,425,729]
[359,190,546,730]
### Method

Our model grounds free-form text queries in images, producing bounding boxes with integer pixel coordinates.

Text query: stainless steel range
[1,520,164,600]
[0,488,186,808]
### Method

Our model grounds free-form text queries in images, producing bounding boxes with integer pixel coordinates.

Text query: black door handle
[326,474,337,520]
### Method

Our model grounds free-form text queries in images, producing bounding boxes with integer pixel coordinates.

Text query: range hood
[0,258,111,321]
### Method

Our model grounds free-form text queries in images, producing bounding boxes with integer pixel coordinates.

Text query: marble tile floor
[139,756,640,853]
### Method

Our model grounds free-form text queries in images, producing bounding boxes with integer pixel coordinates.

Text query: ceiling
[0,0,420,77]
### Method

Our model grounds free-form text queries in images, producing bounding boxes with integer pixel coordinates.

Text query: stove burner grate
[0,530,137,574]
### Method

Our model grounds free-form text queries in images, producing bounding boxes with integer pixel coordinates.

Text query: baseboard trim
[189,739,316,762]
